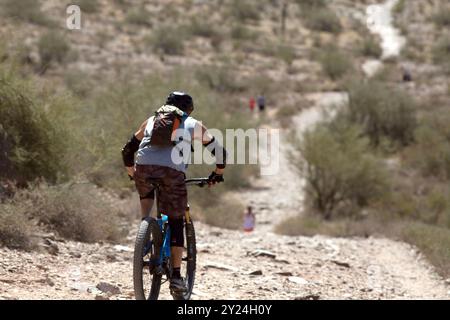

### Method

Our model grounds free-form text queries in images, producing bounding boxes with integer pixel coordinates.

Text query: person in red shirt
[249,97,255,112]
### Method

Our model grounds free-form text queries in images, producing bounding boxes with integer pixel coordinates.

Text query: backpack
[149,105,186,147]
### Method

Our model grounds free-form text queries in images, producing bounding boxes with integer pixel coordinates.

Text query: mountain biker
[121,91,227,294]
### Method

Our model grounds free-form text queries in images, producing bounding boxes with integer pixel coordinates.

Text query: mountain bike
[133,177,210,300]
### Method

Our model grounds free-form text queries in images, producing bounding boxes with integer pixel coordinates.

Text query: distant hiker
[257,95,266,112]
[243,206,256,232]
[249,97,256,112]
[402,67,412,82]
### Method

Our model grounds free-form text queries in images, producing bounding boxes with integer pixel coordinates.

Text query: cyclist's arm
[193,122,227,174]
[121,120,147,177]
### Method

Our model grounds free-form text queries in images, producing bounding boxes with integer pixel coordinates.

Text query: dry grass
[13,182,123,243]
[0,203,36,250]
[317,47,352,79]
[190,190,244,230]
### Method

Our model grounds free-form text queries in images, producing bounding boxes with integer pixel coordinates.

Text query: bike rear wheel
[133,217,163,300]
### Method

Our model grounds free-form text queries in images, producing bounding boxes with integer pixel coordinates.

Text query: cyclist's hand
[208,171,224,186]
[126,166,135,180]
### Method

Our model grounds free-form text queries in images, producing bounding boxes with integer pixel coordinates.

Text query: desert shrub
[258,42,296,65]
[303,7,342,34]
[73,0,100,14]
[38,31,71,70]
[0,69,68,184]
[400,222,450,278]
[0,204,35,250]
[317,47,352,79]
[188,18,220,38]
[360,37,382,58]
[125,7,152,26]
[195,64,246,93]
[431,6,450,27]
[64,70,93,97]
[1,0,53,26]
[16,182,122,243]
[148,25,185,55]
[346,80,417,148]
[294,0,326,8]
[377,172,450,226]
[405,113,450,180]
[276,44,297,66]
[393,0,406,14]
[229,0,260,22]
[190,190,244,230]
[230,24,259,41]
[432,36,450,70]
[295,118,389,219]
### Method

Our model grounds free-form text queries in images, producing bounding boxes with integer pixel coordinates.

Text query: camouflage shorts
[134,164,187,218]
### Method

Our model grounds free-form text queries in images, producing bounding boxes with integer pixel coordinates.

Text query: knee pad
[168,216,184,247]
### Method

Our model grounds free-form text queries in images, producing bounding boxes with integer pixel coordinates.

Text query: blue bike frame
[156,214,171,266]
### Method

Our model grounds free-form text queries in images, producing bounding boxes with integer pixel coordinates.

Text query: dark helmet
[166,91,194,112]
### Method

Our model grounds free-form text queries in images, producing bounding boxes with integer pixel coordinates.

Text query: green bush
[294,0,326,8]
[0,69,68,184]
[0,203,35,250]
[431,7,450,27]
[188,18,220,38]
[318,47,352,79]
[294,118,389,219]
[229,0,260,22]
[346,80,417,148]
[148,26,185,55]
[125,7,152,26]
[405,113,450,180]
[400,222,450,278]
[276,44,297,66]
[190,190,245,230]
[195,64,246,93]
[74,0,100,14]
[303,7,342,34]
[230,24,259,41]
[360,37,382,58]
[16,182,122,243]
[432,36,450,70]
[38,31,71,70]
[1,0,53,26]
[393,0,406,14]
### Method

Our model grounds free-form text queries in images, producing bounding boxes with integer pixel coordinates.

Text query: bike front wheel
[133,217,163,300]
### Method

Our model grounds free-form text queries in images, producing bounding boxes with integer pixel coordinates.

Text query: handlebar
[185,177,210,187]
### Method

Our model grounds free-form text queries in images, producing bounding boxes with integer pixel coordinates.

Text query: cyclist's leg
[139,196,154,219]
[169,216,185,271]
[134,165,156,219]
[158,168,188,291]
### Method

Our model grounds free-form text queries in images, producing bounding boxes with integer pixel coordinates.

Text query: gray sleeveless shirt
[135,115,198,173]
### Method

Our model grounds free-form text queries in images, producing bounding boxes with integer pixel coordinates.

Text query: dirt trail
[1,0,449,300]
